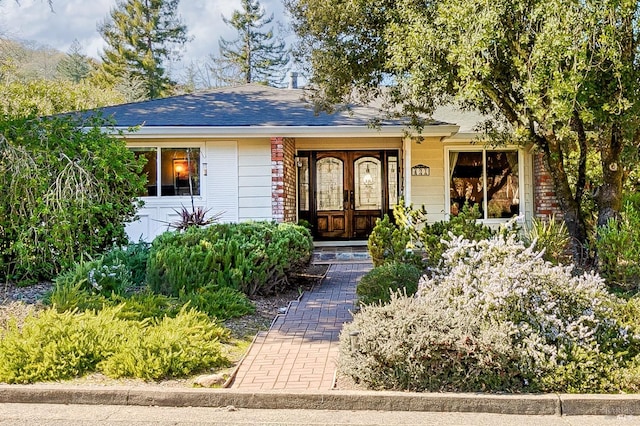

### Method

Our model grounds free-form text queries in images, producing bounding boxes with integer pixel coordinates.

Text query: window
[130,147,200,197]
[449,149,519,219]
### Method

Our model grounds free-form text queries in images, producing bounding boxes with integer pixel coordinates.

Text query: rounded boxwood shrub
[356,262,421,305]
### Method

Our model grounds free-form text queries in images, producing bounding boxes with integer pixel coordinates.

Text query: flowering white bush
[418,234,626,373]
[339,233,640,392]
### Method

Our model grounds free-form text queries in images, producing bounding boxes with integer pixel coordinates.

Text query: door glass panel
[317,157,343,211]
[388,156,398,208]
[298,157,309,211]
[354,157,381,210]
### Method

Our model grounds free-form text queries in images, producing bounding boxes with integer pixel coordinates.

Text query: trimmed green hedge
[147,222,313,297]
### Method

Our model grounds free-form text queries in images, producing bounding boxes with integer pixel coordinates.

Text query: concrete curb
[2,385,637,416]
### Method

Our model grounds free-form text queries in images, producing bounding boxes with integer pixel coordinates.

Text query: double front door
[298,151,399,240]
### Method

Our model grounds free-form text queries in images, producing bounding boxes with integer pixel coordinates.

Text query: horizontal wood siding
[238,140,272,221]
[410,139,446,222]
[206,140,239,222]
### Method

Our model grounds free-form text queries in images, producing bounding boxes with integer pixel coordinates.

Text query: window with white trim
[448,149,520,219]
[130,147,201,197]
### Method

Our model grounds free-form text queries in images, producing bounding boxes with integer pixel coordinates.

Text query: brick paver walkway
[229,262,371,390]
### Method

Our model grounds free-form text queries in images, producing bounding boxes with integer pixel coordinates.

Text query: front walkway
[229,262,371,390]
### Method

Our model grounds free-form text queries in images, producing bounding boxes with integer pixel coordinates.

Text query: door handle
[350,190,355,210]
[344,190,349,210]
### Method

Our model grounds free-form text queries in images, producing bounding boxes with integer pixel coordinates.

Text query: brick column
[533,153,563,220]
[271,137,297,223]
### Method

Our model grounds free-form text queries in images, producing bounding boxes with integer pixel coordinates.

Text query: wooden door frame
[298,149,398,240]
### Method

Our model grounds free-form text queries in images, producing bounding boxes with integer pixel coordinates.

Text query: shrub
[0,115,146,283]
[356,262,421,305]
[45,281,182,322]
[178,287,255,320]
[595,201,640,292]
[147,222,313,297]
[340,295,526,392]
[339,234,640,393]
[54,256,131,297]
[367,202,493,268]
[52,242,151,299]
[367,202,427,267]
[418,203,493,266]
[0,306,229,383]
[521,215,571,265]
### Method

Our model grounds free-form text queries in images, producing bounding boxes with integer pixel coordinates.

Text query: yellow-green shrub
[0,306,229,384]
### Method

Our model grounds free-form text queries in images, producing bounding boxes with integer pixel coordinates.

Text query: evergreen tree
[98,0,190,99]
[56,39,90,83]
[216,0,289,86]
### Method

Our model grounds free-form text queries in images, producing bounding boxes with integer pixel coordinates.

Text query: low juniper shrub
[0,306,230,383]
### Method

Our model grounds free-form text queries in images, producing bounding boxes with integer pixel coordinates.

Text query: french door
[298,151,398,240]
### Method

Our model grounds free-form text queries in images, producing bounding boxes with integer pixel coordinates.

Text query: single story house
[91,79,560,242]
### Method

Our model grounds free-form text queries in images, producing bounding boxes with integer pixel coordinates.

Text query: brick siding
[271,137,297,223]
[533,153,563,220]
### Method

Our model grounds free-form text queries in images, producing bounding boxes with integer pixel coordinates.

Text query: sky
[0,0,292,80]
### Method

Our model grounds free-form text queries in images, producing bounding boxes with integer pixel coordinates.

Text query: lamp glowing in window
[362,164,373,186]
[174,163,185,177]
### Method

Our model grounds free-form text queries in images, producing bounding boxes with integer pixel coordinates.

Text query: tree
[56,39,91,82]
[286,0,640,260]
[0,115,146,282]
[216,0,289,86]
[98,0,190,99]
[0,79,126,118]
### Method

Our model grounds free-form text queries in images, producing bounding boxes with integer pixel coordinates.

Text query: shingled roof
[86,84,409,128]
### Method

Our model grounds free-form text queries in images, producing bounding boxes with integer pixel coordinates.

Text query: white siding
[409,138,447,222]
[238,140,272,221]
[206,140,239,222]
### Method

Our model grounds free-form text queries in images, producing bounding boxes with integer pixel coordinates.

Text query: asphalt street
[2,404,640,426]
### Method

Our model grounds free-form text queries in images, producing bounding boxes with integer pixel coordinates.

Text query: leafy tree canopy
[0,79,126,118]
[286,0,640,258]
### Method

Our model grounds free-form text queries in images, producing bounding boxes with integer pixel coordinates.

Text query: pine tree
[56,39,91,83]
[98,0,190,99]
[216,0,289,86]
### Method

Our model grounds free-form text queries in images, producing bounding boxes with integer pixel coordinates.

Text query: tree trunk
[537,133,589,263]
[596,125,624,228]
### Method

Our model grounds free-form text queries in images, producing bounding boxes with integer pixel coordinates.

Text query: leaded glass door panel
[312,151,393,240]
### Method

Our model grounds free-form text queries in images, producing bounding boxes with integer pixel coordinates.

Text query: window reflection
[449,150,519,218]
[129,147,200,197]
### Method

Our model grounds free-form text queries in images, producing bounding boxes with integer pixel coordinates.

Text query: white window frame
[444,146,524,224]
[128,141,205,201]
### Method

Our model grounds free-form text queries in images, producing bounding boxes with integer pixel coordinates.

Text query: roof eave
[105,125,460,139]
